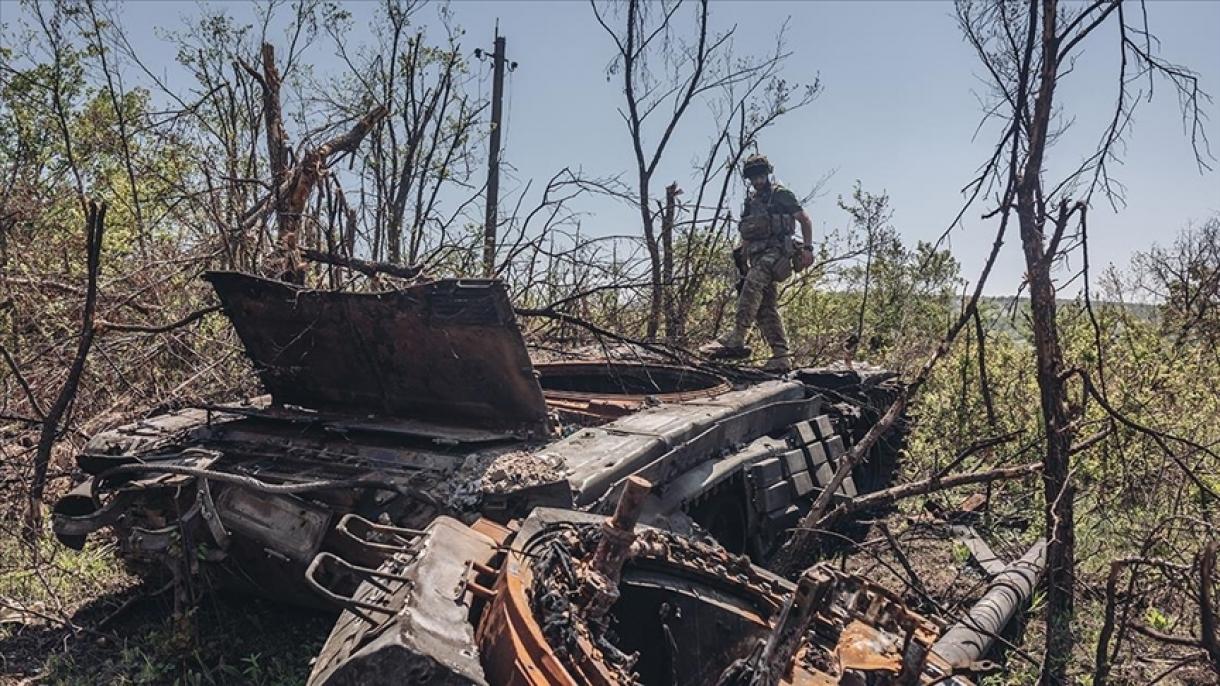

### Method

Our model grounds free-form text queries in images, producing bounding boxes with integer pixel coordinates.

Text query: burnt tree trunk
[662,182,681,341]
[633,170,663,341]
[1019,3,1077,683]
[245,43,386,284]
[26,199,105,535]
[258,43,292,275]
[277,106,388,283]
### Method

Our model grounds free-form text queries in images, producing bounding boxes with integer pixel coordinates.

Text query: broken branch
[27,199,105,535]
[1,343,46,419]
[97,305,221,334]
[300,249,423,281]
[933,430,1023,480]
[812,462,1042,532]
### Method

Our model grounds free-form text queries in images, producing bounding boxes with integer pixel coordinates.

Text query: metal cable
[93,460,438,505]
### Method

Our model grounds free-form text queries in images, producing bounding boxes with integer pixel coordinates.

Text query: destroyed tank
[52,271,907,610]
[307,481,1045,685]
[52,272,1049,685]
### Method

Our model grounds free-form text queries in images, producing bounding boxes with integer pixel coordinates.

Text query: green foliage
[950,540,972,565]
[1144,606,1172,632]
[780,183,961,367]
[35,609,326,686]
[1,523,325,686]
[0,534,123,605]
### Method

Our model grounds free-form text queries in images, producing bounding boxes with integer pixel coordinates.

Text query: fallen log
[812,461,1042,532]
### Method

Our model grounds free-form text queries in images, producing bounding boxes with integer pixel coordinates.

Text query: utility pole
[481,27,508,278]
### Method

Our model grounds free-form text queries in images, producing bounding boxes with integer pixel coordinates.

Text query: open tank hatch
[534,362,730,421]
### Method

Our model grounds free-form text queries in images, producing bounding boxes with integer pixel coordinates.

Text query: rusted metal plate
[204,272,549,437]
[836,619,904,673]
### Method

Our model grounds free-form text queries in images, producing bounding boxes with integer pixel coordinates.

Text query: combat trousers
[726,247,791,357]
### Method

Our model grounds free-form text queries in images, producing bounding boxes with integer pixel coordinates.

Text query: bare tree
[592,0,808,339]
[320,1,486,268]
[957,1,1211,681]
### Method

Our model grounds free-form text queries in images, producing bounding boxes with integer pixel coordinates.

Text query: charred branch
[300,249,424,281]
[813,462,1043,533]
[97,305,222,335]
[27,199,105,534]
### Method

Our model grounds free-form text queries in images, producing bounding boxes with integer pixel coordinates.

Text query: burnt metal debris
[51,272,1045,684]
[309,501,1041,685]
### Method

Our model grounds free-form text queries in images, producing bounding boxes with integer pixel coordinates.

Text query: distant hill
[975,295,1159,338]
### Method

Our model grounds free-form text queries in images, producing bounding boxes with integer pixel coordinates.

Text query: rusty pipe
[931,538,1047,668]
[590,476,651,580]
[610,475,651,530]
[583,477,651,619]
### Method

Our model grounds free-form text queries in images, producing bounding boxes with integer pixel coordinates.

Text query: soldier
[699,154,814,373]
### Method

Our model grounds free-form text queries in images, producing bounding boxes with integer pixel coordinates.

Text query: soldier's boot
[702,265,770,359]
[698,334,751,360]
[761,353,792,374]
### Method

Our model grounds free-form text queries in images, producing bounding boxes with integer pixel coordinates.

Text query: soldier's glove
[793,244,814,272]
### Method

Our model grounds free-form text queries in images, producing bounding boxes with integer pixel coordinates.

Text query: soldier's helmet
[741,153,772,179]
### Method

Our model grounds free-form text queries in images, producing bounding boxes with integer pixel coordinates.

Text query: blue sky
[6,0,1218,294]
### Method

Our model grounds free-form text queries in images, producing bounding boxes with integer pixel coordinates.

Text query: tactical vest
[738,187,796,243]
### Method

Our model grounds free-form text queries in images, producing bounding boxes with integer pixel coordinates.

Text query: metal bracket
[331,513,424,567]
[197,478,230,550]
[453,558,499,602]
[304,551,414,627]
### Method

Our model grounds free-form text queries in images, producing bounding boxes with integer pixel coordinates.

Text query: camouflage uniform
[724,184,801,362]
